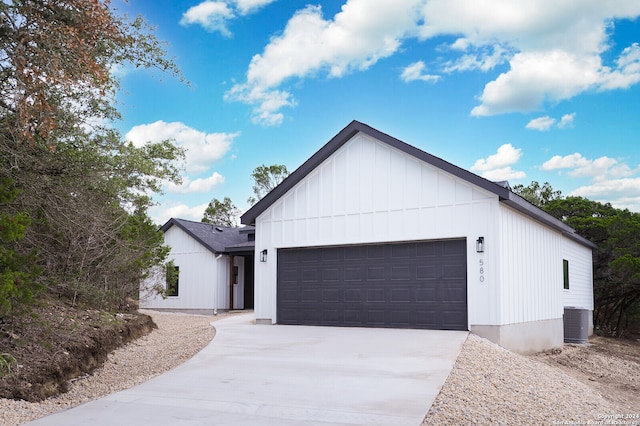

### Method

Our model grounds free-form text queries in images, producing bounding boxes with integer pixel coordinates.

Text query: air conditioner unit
[563,307,589,344]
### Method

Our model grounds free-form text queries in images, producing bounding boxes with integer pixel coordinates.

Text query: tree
[0,0,180,146]
[544,196,640,336]
[0,1,184,311]
[248,164,289,205]
[512,181,562,208]
[0,178,41,317]
[202,197,240,227]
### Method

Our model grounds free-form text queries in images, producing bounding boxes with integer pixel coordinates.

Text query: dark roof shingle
[161,218,255,254]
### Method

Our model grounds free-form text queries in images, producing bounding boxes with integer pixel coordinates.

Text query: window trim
[166,265,180,297]
[563,259,569,290]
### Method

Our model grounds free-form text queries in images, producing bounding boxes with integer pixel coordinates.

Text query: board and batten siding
[497,205,563,325]
[562,237,594,310]
[141,226,231,310]
[254,132,501,326]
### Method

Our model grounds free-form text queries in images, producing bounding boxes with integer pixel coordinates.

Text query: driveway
[27,314,468,426]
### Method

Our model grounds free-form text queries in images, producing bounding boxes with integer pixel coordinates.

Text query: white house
[140,218,255,315]
[240,120,595,354]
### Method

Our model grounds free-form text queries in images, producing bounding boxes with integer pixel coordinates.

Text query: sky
[113,0,640,225]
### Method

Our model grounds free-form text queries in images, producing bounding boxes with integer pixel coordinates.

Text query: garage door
[277,239,467,330]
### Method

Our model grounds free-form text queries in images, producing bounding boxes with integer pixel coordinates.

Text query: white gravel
[423,334,620,425]
[1,313,626,426]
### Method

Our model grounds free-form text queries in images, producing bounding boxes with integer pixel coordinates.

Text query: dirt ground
[0,299,155,402]
[534,335,640,413]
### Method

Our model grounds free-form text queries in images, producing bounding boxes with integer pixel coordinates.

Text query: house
[140,218,255,315]
[240,120,595,354]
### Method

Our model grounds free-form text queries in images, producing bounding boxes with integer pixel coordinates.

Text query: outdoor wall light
[476,237,485,253]
[260,249,268,262]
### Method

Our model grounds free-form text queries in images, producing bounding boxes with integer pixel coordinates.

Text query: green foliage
[0,1,184,312]
[248,164,289,205]
[0,178,42,317]
[0,353,17,378]
[202,197,240,227]
[544,196,640,336]
[512,181,562,208]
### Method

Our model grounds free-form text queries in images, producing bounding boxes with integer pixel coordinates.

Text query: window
[563,259,569,290]
[166,264,179,297]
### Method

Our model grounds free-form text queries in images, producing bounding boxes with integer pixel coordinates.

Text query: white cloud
[417,1,640,116]
[542,153,640,183]
[570,178,640,213]
[166,172,225,194]
[557,113,576,128]
[181,1,234,36]
[471,143,526,181]
[526,116,556,131]
[150,202,210,224]
[443,44,510,73]
[125,121,237,174]
[526,113,576,131]
[227,0,640,123]
[472,143,522,171]
[480,167,526,182]
[470,50,601,116]
[600,43,640,90]
[400,61,440,83]
[235,0,276,15]
[541,151,640,212]
[226,0,423,125]
[180,0,276,36]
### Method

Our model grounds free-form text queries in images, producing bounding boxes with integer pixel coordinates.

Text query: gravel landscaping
[423,334,628,425]
[1,311,638,426]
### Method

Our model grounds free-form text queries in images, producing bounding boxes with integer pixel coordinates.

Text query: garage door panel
[367,288,385,302]
[301,289,320,302]
[344,289,361,302]
[277,240,467,330]
[367,266,385,280]
[391,288,411,302]
[391,266,411,280]
[367,245,385,259]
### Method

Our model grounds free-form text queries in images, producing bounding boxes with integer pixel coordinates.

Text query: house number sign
[479,259,485,283]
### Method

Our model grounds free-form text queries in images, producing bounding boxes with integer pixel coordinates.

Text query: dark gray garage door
[277,239,467,330]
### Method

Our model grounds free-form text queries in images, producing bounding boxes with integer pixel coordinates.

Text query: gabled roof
[160,218,255,254]
[241,120,596,249]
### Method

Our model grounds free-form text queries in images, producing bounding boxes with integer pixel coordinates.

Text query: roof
[241,120,596,249]
[160,218,255,254]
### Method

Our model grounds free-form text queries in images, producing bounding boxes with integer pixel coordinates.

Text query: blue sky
[114,1,640,224]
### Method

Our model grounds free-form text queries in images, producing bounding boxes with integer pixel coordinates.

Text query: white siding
[140,226,230,310]
[497,205,563,324]
[254,132,500,326]
[562,237,594,310]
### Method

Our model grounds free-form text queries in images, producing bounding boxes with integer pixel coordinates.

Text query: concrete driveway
[27,314,468,426]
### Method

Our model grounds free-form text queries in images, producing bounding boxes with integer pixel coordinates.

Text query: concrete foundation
[255,318,273,325]
[471,318,564,354]
[140,308,227,316]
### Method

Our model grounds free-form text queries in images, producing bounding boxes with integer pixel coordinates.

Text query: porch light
[260,249,268,262]
[476,237,485,253]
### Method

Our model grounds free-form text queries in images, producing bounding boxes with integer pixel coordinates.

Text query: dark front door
[277,239,467,330]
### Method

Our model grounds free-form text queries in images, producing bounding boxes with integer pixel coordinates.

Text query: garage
[277,239,467,330]
[242,121,596,353]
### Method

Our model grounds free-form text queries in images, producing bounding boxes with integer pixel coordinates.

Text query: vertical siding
[254,132,500,325]
[562,237,594,310]
[498,206,563,323]
[140,226,227,310]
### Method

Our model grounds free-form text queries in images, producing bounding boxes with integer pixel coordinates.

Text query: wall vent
[563,307,589,344]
